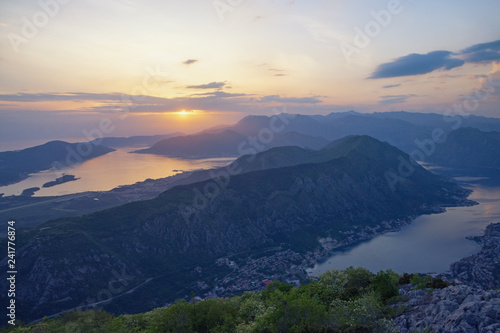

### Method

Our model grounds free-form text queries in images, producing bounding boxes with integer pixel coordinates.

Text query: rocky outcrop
[394,285,500,333]
[393,223,500,333]
[450,223,500,289]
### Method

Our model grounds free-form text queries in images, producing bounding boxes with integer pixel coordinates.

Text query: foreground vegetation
[2,268,450,333]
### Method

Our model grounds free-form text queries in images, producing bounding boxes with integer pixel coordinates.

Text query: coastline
[208,197,478,300]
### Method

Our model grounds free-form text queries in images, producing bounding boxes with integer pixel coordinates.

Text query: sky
[1,0,500,150]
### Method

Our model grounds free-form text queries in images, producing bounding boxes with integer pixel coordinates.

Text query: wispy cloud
[379,94,417,104]
[0,92,127,102]
[191,91,248,98]
[268,68,288,77]
[0,91,327,114]
[183,59,198,66]
[260,95,322,104]
[382,84,401,89]
[186,81,226,89]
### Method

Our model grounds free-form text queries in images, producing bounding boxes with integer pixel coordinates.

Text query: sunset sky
[1,0,499,149]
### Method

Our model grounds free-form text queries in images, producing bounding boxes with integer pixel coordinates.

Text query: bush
[7,268,408,333]
[370,270,400,303]
[409,275,450,290]
[342,267,373,300]
[429,277,451,289]
[398,273,414,285]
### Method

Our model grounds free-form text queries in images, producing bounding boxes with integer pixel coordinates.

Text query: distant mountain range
[90,133,184,148]
[426,127,500,169]
[134,130,329,157]
[0,141,115,187]
[0,135,473,321]
[3,112,498,189]
[133,111,500,161]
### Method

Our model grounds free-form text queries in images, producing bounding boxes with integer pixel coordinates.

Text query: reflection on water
[0,148,235,197]
[310,179,500,275]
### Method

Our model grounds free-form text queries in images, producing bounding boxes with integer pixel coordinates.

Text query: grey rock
[393,285,500,333]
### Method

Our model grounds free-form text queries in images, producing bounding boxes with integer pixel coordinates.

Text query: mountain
[90,133,184,148]
[371,111,500,132]
[0,141,115,187]
[9,273,499,332]
[214,112,500,156]
[219,112,431,153]
[426,127,500,168]
[450,223,500,289]
[132,112,500,160]
[0,136,472,321]
[231,134,438,177]
[9,224,499,331]
[134,130,247,157]
[134,129,328,158]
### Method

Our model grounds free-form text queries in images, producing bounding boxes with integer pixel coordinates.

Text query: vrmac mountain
[0,135,473,323]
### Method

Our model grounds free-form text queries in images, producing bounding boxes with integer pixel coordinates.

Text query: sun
[177,110,189,115]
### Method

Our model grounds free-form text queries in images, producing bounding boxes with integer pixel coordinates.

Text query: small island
[42,174,80,188]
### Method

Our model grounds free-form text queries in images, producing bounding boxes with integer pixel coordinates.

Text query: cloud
[382,84,401,89]
[461,39,500,64]
[379,94,417,104]
[370,39,500,79]
[369,51,464,79]
[260,95,322,104]
[183,59,198,65]
[186,81,226,89]
[0,91,336,119]
[191,91,249,98]
[268,68,288,77]
[0,92,126,102]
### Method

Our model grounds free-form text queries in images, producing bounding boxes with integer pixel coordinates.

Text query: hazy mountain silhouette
[134,129,328,157]
[426,127,500,168]
[0,141,115,186]
[134,111,500,159]
[91,133,184,148]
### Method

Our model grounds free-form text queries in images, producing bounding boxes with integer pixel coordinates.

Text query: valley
[0,135,478,323]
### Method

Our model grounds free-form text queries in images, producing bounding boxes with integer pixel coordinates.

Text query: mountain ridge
[427,127,500,168]
[0,140,115,187]
[0,136,473,321]
[134,129,329,158]
[132,111,500,160]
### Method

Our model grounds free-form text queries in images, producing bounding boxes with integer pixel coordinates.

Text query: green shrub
[370,270,400,303]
